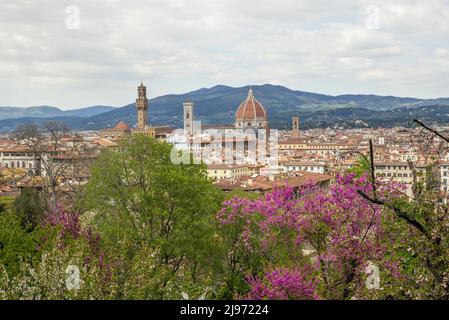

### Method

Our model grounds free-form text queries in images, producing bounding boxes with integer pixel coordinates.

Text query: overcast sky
[1,0,449,109]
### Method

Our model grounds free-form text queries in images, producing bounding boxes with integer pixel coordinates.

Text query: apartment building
[206,164,256,181]
[0,147,39,174]
[281,160,328,174]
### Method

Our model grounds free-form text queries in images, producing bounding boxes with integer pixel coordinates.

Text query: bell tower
[136,82,148,130]
[292,116,300,139]
[183,102,194,136]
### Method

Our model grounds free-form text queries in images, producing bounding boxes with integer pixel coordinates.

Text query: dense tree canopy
[84,135,225,299]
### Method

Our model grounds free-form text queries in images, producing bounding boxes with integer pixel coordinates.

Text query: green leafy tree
[84,135,225,299]
[0,208,41,277]
[347,156,370,177]
[14,188,47,229]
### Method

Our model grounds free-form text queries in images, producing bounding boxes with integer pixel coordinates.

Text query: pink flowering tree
[245,267,319,300]
[217,174,403,299]
[43,204,110,277]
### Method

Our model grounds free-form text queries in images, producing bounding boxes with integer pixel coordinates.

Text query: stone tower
[136,82,148,130]
[292,116,300,139]
[183,102,194,136]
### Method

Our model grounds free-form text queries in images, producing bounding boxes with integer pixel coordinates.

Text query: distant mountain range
[0,105,115,121]
[1,84,449,132]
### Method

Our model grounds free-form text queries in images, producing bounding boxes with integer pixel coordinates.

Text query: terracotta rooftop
[93,139,117,147]
[215,171,334,192]
[114,121,130,130]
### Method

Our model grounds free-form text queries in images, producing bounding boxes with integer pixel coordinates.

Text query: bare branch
[357,190,430,239]
[414,119,449,143]
[369,139,376,199]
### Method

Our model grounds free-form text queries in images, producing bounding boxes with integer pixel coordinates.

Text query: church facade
[179,87,274,166]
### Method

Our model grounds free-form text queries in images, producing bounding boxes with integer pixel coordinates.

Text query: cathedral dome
[235,88,268,128]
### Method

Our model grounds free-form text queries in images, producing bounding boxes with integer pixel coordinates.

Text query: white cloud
[0,0,448,108]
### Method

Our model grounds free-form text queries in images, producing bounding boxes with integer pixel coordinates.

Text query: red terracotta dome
[235,88,267,122]
[115,121,130,130]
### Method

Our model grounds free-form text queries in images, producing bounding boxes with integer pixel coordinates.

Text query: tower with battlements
[136,82,148,130]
